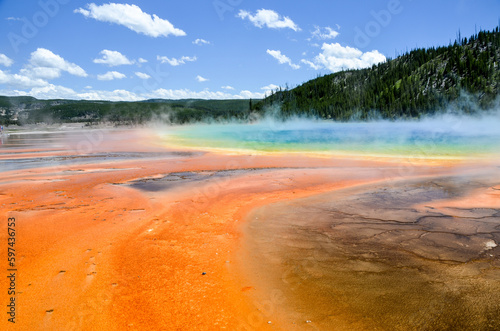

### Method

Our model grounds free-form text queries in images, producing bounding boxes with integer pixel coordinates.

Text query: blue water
[163,116,500,158]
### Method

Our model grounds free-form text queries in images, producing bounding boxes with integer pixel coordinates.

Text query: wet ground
[243,172,500,330]
[0,151,201,172]
[0,129,204,172]
[2,127,499,330]
[121,168,278,192]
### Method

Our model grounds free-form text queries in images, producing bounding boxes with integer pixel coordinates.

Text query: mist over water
[161,110,500,158]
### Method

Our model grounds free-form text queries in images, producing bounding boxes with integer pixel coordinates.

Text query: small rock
[202,272,207,275]
[306,320,312,323]
[268,321,272,324]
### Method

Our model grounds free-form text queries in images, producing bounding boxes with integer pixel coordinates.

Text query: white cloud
[144,88,264,100]
[193,38,211,46]
[0,54,13,67]
[4,49,82,86]
[266,49,300,69]
[135,72,151,79]
[97,71,126,80]
[138,58,148,63]
[221,85,234,90]
[261,84,280,92]
[238,9,300,31]
[93,50,134,66]
[74,3,186,37]
[26,84,78,100]
[196,75,208,82]
[1,84,78,100]
[360,51,387,66]
[300,59,322,70]
[238,90,265,99]
[303,43,386,72]
[157,55,196,66]
[0,69,48,88]
[77,89,141,101]
[20,67,61,80]
[324,43,363,58]
[310,26,339,40]
[144,88,221,99]
[3,84,266,101]
[29,48,87,77]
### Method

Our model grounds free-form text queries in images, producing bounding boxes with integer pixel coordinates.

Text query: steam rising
[160,106,500,159]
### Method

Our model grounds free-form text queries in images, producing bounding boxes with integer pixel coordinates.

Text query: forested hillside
[256,27,500,120]
[0,97,255,125]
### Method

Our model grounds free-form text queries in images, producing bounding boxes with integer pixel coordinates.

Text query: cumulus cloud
[135,72,151,79]
[74,3,186,37]
[238,9,300,31]
[261,84,280,92]
[303,43,386,72]
[157,55,196,66]
[238,90,265,99]
[83,87,264,101]
[97,71,126,80]
[29,48,87,77]
[300,59,322,70]
[221,85,234,90]
[1,84,79,101]
[93,50,134,66]
[138,58,148,63]
[196,75,208,82]
[0,69,48,88]
[19,67,61,80]
[193,38,211,46]
[266,49,300,69]
[26,84,78,100]
[14,49,86,83]
[0,54,13,67]
[310,26,339,40]
[144,88,264,100]
[3,84,266,101]
[77,89,141,101]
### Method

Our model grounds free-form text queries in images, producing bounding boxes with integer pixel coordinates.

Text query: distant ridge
[0,97,256,125]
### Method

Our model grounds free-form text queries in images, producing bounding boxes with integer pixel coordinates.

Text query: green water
[161,118,500,158]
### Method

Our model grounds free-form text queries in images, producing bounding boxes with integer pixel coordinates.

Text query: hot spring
[160,114,500,159]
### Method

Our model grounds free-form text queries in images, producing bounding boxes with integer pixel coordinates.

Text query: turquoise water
[162,116,500,158]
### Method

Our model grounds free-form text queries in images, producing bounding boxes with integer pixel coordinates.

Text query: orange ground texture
[0,129,483,330]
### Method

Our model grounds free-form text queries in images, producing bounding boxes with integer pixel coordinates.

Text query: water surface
[163,117,500,158]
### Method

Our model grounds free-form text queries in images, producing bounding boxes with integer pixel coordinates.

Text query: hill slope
[256,27,500,120]
[0,98,255,125]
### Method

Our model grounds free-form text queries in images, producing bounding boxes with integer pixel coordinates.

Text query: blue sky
[0,0,499,101]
